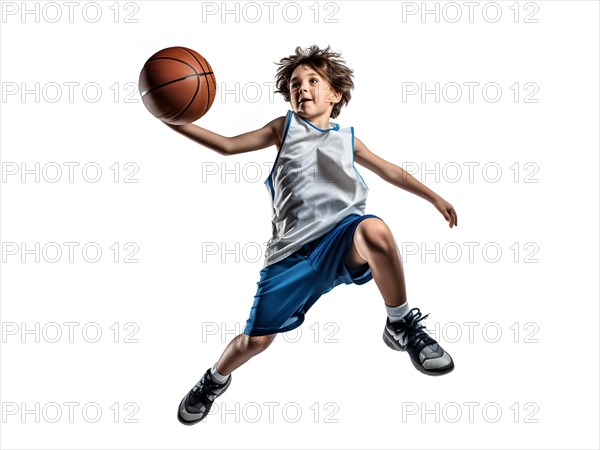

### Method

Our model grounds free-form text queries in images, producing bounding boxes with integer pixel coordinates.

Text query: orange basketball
[138,47,217,125]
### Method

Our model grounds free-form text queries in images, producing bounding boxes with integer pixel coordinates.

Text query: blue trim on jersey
[351,127,369,190]
[265,110,293,201]
[280,110,293,148]
[299,112,340,132]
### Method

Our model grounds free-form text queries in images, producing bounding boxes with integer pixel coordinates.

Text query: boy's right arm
[164,116,285,156]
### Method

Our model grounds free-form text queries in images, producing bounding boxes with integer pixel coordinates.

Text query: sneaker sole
[383,328,455,376]
[177,378,231,426]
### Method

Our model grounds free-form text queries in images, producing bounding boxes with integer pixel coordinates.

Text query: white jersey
[263,110,369,268]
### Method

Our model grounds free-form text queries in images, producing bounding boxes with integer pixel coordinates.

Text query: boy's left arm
[354,137,458,228]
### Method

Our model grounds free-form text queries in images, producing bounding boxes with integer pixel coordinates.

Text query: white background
[1,1,598,449]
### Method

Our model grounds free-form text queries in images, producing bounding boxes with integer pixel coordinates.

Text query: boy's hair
[274,45,354,119]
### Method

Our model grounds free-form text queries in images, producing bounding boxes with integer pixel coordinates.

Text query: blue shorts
[243,213,382,336]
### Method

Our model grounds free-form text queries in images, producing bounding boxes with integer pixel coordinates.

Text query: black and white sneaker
[383,308,454,376]
[177,368,231,425]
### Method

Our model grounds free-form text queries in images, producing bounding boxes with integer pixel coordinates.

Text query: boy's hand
[433,198,458,228]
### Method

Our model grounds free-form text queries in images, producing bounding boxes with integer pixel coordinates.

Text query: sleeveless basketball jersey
[263,110,369,268]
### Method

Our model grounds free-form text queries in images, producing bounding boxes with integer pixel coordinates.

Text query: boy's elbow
[221,139,233,156]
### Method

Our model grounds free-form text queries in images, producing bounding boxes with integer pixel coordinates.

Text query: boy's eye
[291,78,319,89]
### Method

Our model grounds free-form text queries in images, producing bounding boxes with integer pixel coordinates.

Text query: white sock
[386,302,410,324]
[210,364,230,384]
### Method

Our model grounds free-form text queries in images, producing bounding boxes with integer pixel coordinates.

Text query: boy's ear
[327,87,342,104]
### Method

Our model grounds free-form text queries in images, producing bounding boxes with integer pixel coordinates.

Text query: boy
[165,45,458,426]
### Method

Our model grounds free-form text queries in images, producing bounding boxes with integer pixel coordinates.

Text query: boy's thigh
[308,213,383,289]
[244,255,321,336]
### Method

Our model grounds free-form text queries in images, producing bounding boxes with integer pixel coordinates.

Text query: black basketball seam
[181,47,216,115]
[181,48,213,118]
[156,110,173,118]
[169,48,212,124]
[140,72,214,97]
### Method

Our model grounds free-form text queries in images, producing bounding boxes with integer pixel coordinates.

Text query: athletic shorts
[243,213,382,336]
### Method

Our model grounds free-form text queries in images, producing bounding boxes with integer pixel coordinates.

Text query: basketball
[138,47,217,125]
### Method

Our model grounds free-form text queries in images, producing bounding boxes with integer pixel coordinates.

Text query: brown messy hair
[274,45,354,119]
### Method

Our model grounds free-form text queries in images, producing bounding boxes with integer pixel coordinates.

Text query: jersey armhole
[280,110,293,148]
[264,110,293,199]
[351,126,369,190]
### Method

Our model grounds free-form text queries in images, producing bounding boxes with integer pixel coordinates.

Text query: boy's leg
[344,218,406,307]
[215,333,277,375]
[346,217,454,375]
[178,333,276,425]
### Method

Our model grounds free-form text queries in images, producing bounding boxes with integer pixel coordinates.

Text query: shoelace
[392,308,437,350]
[191,373,225,401]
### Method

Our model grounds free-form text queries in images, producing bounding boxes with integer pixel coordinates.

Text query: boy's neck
[294,110,334,130]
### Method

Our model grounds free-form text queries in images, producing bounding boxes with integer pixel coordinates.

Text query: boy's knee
[358,218,395,255]
[242,333,276,353]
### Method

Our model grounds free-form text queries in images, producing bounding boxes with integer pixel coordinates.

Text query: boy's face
[289,64,341,120]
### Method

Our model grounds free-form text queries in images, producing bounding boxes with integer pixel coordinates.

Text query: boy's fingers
[449,208,457,227]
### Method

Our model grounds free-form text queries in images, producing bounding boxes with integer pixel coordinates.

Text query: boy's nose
[300,80,312,91]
